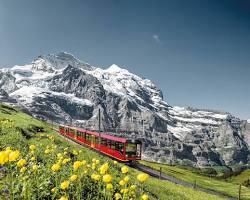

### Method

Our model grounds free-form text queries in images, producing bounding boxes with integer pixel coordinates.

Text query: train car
[58,125,142,162]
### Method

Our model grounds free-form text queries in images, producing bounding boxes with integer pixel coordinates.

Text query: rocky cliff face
[0,52,249,167]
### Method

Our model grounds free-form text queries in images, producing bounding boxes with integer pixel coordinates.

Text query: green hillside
[0,104,225,200]
[140,160,250,199]
[227,169,250,186]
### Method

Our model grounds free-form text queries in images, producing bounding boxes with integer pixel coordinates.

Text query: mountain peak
[34,52,93,71]
[106,64,129,74]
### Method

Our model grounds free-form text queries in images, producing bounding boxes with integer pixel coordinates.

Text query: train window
[106,140,112,148]
[101,138,107,146]
[110,141,116,150]
[91,135,96,143]
[126,143,137,156]
[115,142,124,154]
[85,134,91,142]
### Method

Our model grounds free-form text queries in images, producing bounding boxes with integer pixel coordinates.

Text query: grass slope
[140,160,250,200]
[0,104,225,200]
[228,170,250,185]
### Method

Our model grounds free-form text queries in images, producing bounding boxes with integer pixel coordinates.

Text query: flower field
[0,104,226,200]
[0,139,150,200]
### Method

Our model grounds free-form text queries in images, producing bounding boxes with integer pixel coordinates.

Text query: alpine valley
[1,52,250,167]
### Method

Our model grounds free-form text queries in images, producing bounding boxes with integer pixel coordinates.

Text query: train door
[91,135,95,148]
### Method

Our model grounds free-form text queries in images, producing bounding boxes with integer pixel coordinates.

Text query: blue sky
[0,0,249,119]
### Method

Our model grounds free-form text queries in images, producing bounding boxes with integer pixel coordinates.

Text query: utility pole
[98,108,101,151]
[98,108,101,131]
[238,184,241,200]
[142,119,145,136]
[159,167,162,180]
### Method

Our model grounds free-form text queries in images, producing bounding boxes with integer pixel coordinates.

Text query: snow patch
[10,86,93,107]
[106,64,129,74]
[10,86,46,104]
[168,124,192,140]
[50,91,93,106]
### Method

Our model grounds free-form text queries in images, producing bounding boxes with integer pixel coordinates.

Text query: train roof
[60,125,141,144]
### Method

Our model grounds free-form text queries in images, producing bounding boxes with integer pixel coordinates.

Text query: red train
[58,125,142,162]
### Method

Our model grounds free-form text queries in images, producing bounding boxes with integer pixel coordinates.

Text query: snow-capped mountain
[0,52,249,167]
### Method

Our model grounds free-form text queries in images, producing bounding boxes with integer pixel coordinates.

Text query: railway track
[56,129,236,200]
[128,162,236,200]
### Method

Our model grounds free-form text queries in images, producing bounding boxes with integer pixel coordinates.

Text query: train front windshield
[126,141,141,157]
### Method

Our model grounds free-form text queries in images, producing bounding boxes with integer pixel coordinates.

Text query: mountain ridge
[0,52,249,167]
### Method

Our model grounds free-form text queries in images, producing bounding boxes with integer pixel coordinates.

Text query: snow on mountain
[34,52,93,70]
[0,52,249,167]
[247,119,250,123]
[10,86,93,107]
[169,106,228,125]
[87,63,168,112]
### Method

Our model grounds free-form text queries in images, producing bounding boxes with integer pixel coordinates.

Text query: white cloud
[152,34,161,44]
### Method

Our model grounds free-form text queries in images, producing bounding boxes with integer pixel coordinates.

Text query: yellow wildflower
[106,183,113,190]
[81,160,87,166]
[141,194,149,200]
[62,158,70,165]
[103,174,112,183]
[113,160,118,165]
[20,167,26,173]
[30,150,35,155]
[49,135,54,140]
[137,173,149,183]
[121,166,129,174]
[32,164,38,171]
[73,161,82,171]
[29,145,36,151]
[17,159,27,168]
[73,150,78,155]
[0,151,9,165]
[124,176,130,183]
[119,180,125,186]
[31,156,36,161]
[60,180,70,190]
[64,147,68,151]
[95,159,100,164]
[57,153,62,158]
[9,150,20,162]
[121,188,129,194]
[99,163,109,174]
[45,149,50,154]
[130,185,137,190]
[115,193,122,200]
[6,147,11,151]
[51,187,56,193]
[70,174,78,182]
[91,174,101,181]
[59,196,68,200]
[51,164,60,172]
